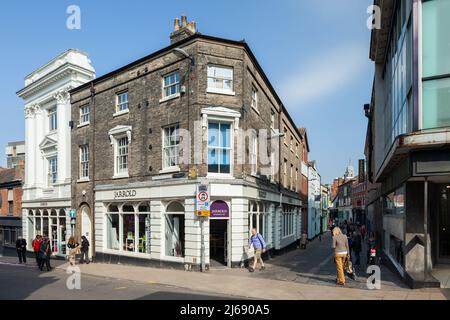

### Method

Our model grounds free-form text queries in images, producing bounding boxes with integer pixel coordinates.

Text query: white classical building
[17,49,95,256]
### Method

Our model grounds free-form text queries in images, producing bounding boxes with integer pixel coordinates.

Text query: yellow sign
[196,210,211,217]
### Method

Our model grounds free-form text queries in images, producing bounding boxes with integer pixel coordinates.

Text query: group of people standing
[16,235,91,270]
[31,235,53,271]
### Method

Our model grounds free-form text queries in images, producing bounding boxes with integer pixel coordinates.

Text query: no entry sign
[196,184,210,217]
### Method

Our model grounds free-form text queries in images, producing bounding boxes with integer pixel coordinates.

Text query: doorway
[438,185,450,263]
[209,219,228,266]
[81,206,93,259]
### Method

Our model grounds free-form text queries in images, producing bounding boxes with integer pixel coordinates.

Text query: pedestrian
[67,236,80,266]
[360,224,366,241]
[332,227,349,286]
[366,232,377,263]
[248,228,266,272]
[15,236,27,264]
[38,237,52,271]
[352,230,362,266]
[31,235,42,265]
[80,236,90,264]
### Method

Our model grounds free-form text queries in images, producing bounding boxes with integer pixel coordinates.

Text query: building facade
[366,0,450,287]
[0,165,24,246]
[307,161,321,239]
[69,17,307,269]
[17,49,95,256]
[5,141,25,169]
[321,184,331,233]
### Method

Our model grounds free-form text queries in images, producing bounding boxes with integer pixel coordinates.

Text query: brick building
[0,163,24,246]
[69,17,308,269]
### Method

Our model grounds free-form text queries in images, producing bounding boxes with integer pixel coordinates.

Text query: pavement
[1,233,449,300]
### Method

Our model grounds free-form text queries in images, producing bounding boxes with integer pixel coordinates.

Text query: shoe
[337,282,345,286]
[260,266,266,271]
[249,268,255,273]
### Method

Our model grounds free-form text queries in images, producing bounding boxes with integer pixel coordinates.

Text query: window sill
[206,88,236,96]
[206,173,234,180]
[251,106,260,115]
[77,122,90,128]
[159,166,181,174]
[77,178,90,183]
[113,173,129,179]
[159,93,181,103]
[113,109,129,118]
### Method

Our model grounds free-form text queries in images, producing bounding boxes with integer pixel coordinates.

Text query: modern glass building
[366,0,450,288]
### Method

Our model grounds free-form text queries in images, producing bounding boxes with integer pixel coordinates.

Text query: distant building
[320,185,331,233]
[307,161,321,239]
[5,141,25,169]
[0,165,24,246]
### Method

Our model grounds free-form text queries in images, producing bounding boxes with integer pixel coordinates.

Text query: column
[34,106,45,189]
[24,105,36,189]
[54,89,71,184]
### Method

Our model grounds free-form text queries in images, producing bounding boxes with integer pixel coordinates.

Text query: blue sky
[0,0,373,183]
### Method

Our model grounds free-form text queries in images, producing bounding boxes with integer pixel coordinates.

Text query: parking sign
[196,184,210,217]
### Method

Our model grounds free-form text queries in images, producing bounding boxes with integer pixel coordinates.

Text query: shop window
[123,214,135,252]
[107,214,120,250]
[165,202,185,258]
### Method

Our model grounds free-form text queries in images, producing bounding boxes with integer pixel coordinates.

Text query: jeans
[39,256,52,271]
[335,254,347,285]
[80,251,89,263]
[34,252,40,265]
[353,250,361,265]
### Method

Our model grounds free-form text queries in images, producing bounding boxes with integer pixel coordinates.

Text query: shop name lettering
[114,190,137,199]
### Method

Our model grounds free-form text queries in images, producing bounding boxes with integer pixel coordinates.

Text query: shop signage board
[196,184,210,217]
[69,209,77,219]
[210,200,229,218]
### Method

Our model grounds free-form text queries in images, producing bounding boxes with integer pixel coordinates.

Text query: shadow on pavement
[136,291,242,300]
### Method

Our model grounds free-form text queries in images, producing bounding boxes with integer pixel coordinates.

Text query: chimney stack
[170,15,198,44]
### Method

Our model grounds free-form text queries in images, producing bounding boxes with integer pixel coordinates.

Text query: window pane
[107,215,120,250]
[208,149,219,173]
[220,149,231,174]
[208,123,219,147]
[220,123,231,148]
[422,0,450,77]
[165,214,185,257]
[423,78,450,129]
[123,214,135,252]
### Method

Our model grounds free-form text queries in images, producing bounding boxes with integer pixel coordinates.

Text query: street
[1,232,448,300]
[0,259,244,300]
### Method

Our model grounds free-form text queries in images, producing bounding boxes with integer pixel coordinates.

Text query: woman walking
[67,237,80,266]
[332,227,350,286]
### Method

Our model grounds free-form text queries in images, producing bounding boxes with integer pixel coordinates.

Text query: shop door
[209,219,228,266]
[439,185,450,263]
[81,207,93,259]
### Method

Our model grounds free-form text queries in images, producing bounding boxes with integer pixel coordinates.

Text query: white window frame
[79,145,89,180]
[79,104,90,126]
[109,126,132,179]
[251,85,258,111]
[115,91,129,116]
[250,134,258,176]
[48,107,57,132]
[207,65,235,95]
[162,124,180,172]
[116,137,129,176]
[207,120,234,177]
[48,157,58,186]
[161,71,181,101]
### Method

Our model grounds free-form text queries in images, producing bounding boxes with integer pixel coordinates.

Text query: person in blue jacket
[248,228,266,272]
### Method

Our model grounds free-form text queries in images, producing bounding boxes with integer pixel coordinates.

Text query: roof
[70,33,303,139]
[0,167,23,185]
[298,127,310,152]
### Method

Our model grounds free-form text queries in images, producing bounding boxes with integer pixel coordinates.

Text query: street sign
[69,209,77,219]
[196,184,210,217]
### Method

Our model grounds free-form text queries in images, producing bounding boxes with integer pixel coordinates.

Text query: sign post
[196,184,210,272]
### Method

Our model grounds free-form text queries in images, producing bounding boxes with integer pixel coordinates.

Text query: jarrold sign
[114,189,137,200]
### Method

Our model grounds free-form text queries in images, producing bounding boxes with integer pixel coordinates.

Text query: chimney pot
[181,15,188,27]
[174,18,180,31]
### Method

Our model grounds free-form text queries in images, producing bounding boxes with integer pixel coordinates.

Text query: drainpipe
[424,177,429,280]
[90,82,96,258]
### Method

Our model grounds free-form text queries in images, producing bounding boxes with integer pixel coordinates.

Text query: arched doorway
[80,205,93,259]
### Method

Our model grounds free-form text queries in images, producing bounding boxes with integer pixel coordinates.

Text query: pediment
[39,136,58,150]
[201,106,241,118]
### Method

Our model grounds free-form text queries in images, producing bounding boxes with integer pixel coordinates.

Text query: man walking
[80,236,90,264]
[248,228,266,272]
[32,235,42,266]
[38,237,52,271]
[15,236,27,264]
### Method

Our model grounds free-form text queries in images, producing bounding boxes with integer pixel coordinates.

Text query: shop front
[92,180,302,270]
[23,206,70,256]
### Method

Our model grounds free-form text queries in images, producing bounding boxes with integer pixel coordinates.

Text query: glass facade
[422,0,450,129]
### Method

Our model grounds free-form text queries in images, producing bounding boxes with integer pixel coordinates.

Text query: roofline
[70,33,303,139]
